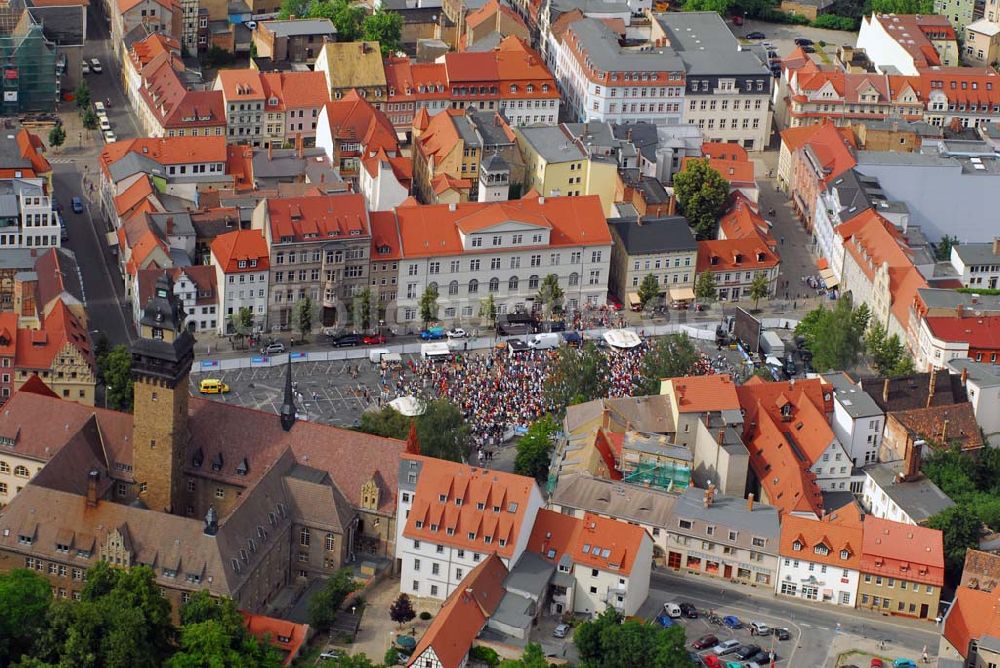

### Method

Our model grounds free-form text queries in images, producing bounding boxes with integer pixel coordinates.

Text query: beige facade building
[608,216,696,308]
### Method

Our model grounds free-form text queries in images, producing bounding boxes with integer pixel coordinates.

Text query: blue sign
[290,352,307,360]
[251,356,267,366]
[200,360,219,370]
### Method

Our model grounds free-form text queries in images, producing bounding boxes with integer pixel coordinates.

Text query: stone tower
[477,152,510,202]
[131,272,195,514]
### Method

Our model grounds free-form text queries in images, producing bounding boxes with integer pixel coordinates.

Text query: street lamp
[104,384,112,410]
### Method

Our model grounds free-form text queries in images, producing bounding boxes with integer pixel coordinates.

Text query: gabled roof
[211,229,269,273]
[799,121,858,186]
[696,237,780,272]
[861,516,944,585]
[943,585,1000,658]
[890,402,984,453]
[12,129,51,175]
[319,91,399,157]
[407,554,508,668]
[241,612,309,666]
[779,503,864,566]
[665,374,740,413]
[265,193,370,243]
[137,265,217,309]
[14,299,93,372]
[681,156,754,186]
[34,248,84,314]
[718,192,775,247]
[369,211,403,261]
[528,508,649,576]
[100,137,228,176]
[320,41,386,89]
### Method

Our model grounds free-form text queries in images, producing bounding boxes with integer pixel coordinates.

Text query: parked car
[81,61,90,74]
[103,130,117,143]
[653,614,674,628]
[99,117,111,132]
[330,334,360,347]
[540,320,566,332]
[693,634,718,650]
[703,656,723,668]
[94,101,105,114]
[893,660,917,668]
[553,623,570,638]
[794,37,814,46]
[802,45,816,53]
[261,342,285,355]
[446,328,467,339]
[735,644,761,660]
[722,615,742,629]
[663,602,682,618]
[774,627,791,641]
[89,57,102,73]
[713,639,741,655]
[870,660,884,668]
[362,333,385,345]
[746,31,766,39]
[679,602,699,618]
[749,650,775,664]
[319,650,344,660]
[419,327,446,340]
[749,621,771,636]
[71,197,84,213]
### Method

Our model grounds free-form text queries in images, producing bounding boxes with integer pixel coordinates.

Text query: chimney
[268,141,273,161]
[668,194,677,216]
[927,367,937,408]
[956,303,964,318]
[296,132,304,159]
[746,492,755,512]
[717,428,725,445]
[940,419,949,443]
[994,237,1000,256]
[882,377,890,404]
[86,469,99,508]
[902,438,924,481]
[961,366,969,387]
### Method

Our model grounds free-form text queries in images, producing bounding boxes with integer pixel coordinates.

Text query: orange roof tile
[14,299,93,372]
[0,312,17,358]
[466,0,527,30]
[114,176,156,216]
[319,91,399,156]
[408,555,508,668]
[211,229,269,274]
[702,142,748,162]
[718,193,775,247]
[696,238,780,273]
[416,108,465,161]
[528,509,647,576]
[13,129,51,176]
[943,585,1000,658]
[779,504,863,566]
[370,211,402,261]
[100,137,228,175]
[402,455,538,560]
[215,69,266,101]
[241,612,309,666]
[527,508,580,563]
[266,194,369,243]
[860,517,944,586]
[682,156,754,186]
[666,374,740,413]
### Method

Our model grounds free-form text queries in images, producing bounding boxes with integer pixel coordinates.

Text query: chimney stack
[940,419,949,443]
[296,132,304,159]
[746,492,755,512]
[961,366,969,387]
[927,367,938,408]
[993,236,1000,256]
[86,469,99,508]
[956,303,964,318]
[883,377,890,404]
[902,438,924,481]
[268,141,273,161]
[717,428,725,445]
[668,194,677,216]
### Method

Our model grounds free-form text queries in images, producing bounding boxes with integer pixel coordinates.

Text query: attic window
[499,538,507,547]
[582,544,591,554]
[484,535,493,544]
[710,256,719,265]
[476,502,485,510]
[236,458,249,476]
[211,453,224,472]
[792,541,802,551]
[446,528,454,535]
[377,244,391,255]
[415,520,423,529]
[438,494,446,502]
[814,545,829,556]
[455,498,463,506]
[430,524,438,532]
[468,532,476,540]
[507,502,518,513]
[547,548,556,558]
[840,549,849,559]
[493,505,501,513]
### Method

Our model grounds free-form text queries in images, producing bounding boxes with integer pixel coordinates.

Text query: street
[643,569,941,666]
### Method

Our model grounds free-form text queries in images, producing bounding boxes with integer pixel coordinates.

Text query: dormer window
[415,520,423,528]
[446,528,454,535]
[476,502,485,510]
[840,549,849,559]
[493,505,501,513]
[792,541,802,551]
[430,524,438,532]
[814,545,829,556]
[439,494,446,502]
[468,532,476,540]
[499,538,506,547]
[484,535,493,544]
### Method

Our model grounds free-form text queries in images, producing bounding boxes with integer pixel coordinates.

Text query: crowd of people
[376,339,718,450]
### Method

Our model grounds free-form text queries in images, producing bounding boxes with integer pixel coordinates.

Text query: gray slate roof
[865,462,955,524]
[822,373,883,418]
[568,19,684,73]
[551,473,678,528]
[672,485,780,547]
[655,12,771,76]
[260,18,336,37]
[953,242,1000,267]
[609,216,697,255]
[518,125,584,163]
[947,359,1000,388]
[27,5,84,46]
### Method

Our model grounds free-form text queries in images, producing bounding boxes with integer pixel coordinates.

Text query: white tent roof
[602,329,642,349]
[389,396,426,416]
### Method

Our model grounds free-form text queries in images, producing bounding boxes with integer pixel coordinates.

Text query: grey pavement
[646,569,941,667]
[733,18,858,60]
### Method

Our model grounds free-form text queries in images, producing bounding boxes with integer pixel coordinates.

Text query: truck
[420,342,452,361]
[759,330,785,358]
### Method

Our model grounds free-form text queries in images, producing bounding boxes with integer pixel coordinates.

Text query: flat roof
[518,125,584,164]
[260,18,336,37]
[656,12,771,76]
[569,18,684,73]
[947,359,1000,388]
[865,462,956,524]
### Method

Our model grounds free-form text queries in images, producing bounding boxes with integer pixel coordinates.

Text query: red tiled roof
[115,176,156,216]
[666,374,740,413]
[944,585,1000,658]
[696,238,780,273]
[432,174,472,195]
[215,69,266,101]
[702,142,748,162]
[266,193,369,243]
[416,109,465,160]
[407,555,508,668]
[594,429,623,480]
[917,68,1000,106]
[13,129,51,175]
[0,312,17,358]
[860,517,944,586]
[801,122,857,186]
[118,0,173,12]
[319,91,399,157]
[392,196,609,259]
[924,314,1000,349]
[211,229,269,273]
[402,455,538,559]
[370,211,403,261]
[14,299,93,372]
[528,508,648,576]
[681,156,754,186]
[779,504,864,566]
[100,137,228,175]
[136,266,217,310]
[867,14,955,69]
[466,0,526,30]
[241,612,309,666]
[718,193,775,247]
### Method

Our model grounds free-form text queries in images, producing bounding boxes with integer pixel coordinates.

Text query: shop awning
[819,268,839,288]
[669,286,696,301]
[627,292,641,306]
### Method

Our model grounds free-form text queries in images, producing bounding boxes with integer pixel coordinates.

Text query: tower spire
[280,355,296,432]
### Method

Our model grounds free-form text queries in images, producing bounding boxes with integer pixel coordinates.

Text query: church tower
[130,272,195,514]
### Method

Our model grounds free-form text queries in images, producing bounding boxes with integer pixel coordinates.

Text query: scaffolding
[623,460,692,491]
[0,6,58,113]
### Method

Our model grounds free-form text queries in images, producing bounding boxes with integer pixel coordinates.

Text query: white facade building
[0,179,59,251]
[823,373,885,468]
[210,229,271,335]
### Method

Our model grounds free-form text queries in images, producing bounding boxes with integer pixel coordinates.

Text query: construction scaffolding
[623,460,692,491]
[0,4,58,113]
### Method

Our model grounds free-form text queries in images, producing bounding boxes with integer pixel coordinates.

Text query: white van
[527,332,561,350]
[662,602,682,618]
[420,342,451,361]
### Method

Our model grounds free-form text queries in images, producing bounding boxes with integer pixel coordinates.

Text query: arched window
[13,465,29,478]
[568,272,579,286]
[448,280,459,295]
[528,275,540,289]
[508,276,519,291]
[489,278,500,293]
[468,279,479,294]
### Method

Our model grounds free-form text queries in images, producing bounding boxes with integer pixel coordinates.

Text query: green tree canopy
[353,288,375,331]
[672,159,729,238]
[75,80,90,109]
[294,296,314,340]
[48,125,66,149]
[544,342,610,409]
[638,333,701,395]
[103,344,134,411]
[419,285,439,328]
[0,569,52,665]
[358,399,471,461]
[537,273,565,316]
[514,415,558,482]
[936,234,960,261]
[498,643,548,668]
[574,608,693,668]
[308,569,359,632]
[305,0,365,41]
[693,271,717,305]
[869,0,933,13]
[928,505,983,581]
[794,299,868,372]
[637,273,660,310]
[362,9,403,56]
[865,322,914,377]
[749,273,770,310]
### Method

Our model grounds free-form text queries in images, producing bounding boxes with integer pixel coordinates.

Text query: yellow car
[198,379,230,394]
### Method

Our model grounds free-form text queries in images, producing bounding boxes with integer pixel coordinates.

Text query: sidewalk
[828,632,933,667]
[345,576,442,663]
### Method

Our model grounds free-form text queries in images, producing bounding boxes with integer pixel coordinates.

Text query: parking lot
[733,18,857,60]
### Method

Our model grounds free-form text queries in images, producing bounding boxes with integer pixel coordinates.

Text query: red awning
[816,257,829,270]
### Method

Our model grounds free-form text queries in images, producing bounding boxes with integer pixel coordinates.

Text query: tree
[749,273,770,310]
[928,505,983,581]
[48,125,66,150]
[277,0,307,19]
[693,271,717,306]
[384,647,400,666]
[104,344,134,411]
[637,273,660,310]
[294,295,314,340]
[514,415,558,482]
[794,299,868,372]
[362,9,403,56]
[480,294,498,328]
[672,158,729,238]
[308,569,359,633]
[74,80,91,109]
[327,654,378,668]
[574,608,692,668]
[389,593,416,627]
[0,569,52,665]
[869,0,933,13]
[358,399,471,462]
[536,273,565,317]
[419,285,439,328]
[936,234,960,261]
[307,0,365,41]
[544,342,610,409]
[94,333,110,383]
[865,322,912,377]
[229,306,255,347]
[353,288,375,331]
[169,592,281,668]
[498,643,548,668]
[638,333,701,395]
[81,108,98,130]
